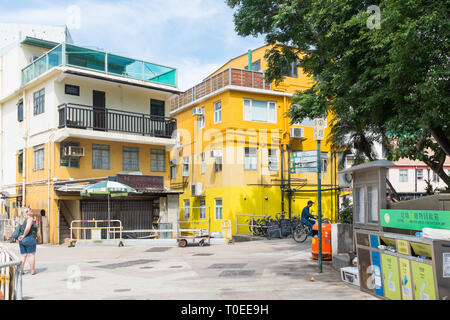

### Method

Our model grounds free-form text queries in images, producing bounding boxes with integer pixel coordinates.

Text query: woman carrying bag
[17,207,38,275]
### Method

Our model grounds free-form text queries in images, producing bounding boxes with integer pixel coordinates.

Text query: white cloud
[175,58,221,91]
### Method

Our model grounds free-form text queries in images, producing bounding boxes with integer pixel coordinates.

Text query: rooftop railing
[169,68,271,113]
[21,43,177,87]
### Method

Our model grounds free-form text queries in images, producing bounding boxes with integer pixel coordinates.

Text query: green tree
[227,0,449,188]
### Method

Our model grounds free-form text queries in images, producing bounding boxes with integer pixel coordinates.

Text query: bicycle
[292,215,332,243]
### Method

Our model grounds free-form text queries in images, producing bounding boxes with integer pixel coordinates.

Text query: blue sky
[0,0,265,90]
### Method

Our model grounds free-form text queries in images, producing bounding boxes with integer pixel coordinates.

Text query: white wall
[388,167,450,194]
[0,23,71,49]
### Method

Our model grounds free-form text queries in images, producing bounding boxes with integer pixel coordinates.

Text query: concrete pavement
[2,238,377,300]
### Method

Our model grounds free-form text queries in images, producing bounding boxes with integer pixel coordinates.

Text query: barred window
[93,144,110,170]
[60,141,80,168]
[244,147,257,171]
[123,147,139,171]
[34,145,45,171]
[151,149,165,172]
[33,88,45,115]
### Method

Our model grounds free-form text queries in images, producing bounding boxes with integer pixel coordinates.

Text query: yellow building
[169,45,339,235]
[0,36,182,244]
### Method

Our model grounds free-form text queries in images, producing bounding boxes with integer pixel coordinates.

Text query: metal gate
[81,200,154,239]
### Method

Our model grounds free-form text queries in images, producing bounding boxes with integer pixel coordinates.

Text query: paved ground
[2,238,377,300]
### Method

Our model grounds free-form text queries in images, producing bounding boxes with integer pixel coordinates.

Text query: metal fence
[235,214,271,234]
[0,244,22,300]
[70,219,123,247]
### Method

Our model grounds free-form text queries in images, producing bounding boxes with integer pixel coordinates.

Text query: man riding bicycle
[301,200,316,236]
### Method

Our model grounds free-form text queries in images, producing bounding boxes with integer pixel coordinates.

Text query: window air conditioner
[338,172,353,188]
[193,107,204,116]
[63,146,85,157]
[210,149,222,158]
[290,127,305,139]
[191,183,203,196]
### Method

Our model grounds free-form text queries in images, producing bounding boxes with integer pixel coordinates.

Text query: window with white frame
[367,186,379,223]
[243,99,276,123]
[34,145,44,171]
[201,152,206,175]
[170,160,177,179]
[123,147,139,171]
[355,187,364,223]
[33,88,45,115]
[214,101,222,124]
[150,149,165,172]
[199,199,206,220]
[417,169,424,181]
[268,149,279,171]
[184,200,190,219]
[244,147,258,171]
[433,172,440,182]
[399,169,408,182]
[92,144,110,170]
[182,156,190,176]
[215,199,223,220]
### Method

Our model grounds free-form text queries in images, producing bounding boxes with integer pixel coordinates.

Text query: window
[60,141,80,168]
[151,149,165,172]
[34,145,44,171]
[268,149,279,171]
[244,59,261,72]
[17,100,23,122]
[355,187,364,223]
[399,169,408,182]
[215,199,223,220]
[417,169,424,181]
[244,147,258,171]
[198,115,205,130]
[18,150,23,173]
[33,88,45,115]
[170,160,177,179]
[243,99,276,123]
[151,99,165,117]
[199,199,206,220]
[214,101,222,124]
[282,60,298,78]
[65,84,80,96]
[182,156,190,177]
[92,144,110,170]
[214,153,222,173]
[368,186,379,223]
[433,173,440,182]
[123,147,139,171]
[201,152,206,175]
[184,199,190,219]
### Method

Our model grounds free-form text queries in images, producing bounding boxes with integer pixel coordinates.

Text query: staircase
[59,214,72,245]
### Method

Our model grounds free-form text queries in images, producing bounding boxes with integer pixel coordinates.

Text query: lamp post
[314,118,325,273]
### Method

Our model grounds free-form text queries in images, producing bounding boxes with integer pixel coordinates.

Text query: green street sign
[380,209,450,231]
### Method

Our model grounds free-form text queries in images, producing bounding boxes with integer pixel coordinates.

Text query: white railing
[0,244,22,300]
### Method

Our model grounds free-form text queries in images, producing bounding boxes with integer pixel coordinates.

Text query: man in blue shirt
[301,200,316,236]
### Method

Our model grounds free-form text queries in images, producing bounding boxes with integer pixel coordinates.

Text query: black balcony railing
[58,103,177,138]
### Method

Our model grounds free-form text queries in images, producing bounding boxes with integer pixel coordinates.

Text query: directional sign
[314,118,325,141]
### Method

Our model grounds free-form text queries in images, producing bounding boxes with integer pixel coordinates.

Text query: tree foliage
[227,0,450,188]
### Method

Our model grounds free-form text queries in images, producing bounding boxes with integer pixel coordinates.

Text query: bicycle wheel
[293,224,308,243]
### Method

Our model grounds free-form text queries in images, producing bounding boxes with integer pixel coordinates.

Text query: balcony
[169,68,271,113]
[21,43,177,87]
[58,103,177,139]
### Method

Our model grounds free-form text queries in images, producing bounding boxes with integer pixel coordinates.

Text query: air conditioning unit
[191,182,203,196]
[63,146,85,157]
[210,149,222,158]
[338,172,353,188]
[290,127,305,139]
[193,107,204,116]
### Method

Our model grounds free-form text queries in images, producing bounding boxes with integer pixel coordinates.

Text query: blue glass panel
[371,251,384,296]
[65,44,105,72]
[48,44,62,68]
[144,62,176,86]
[370,234,379,248]
[22,64,34,84]
[107,54,143,80]
[150,69,176,86]
[33,55,47,78]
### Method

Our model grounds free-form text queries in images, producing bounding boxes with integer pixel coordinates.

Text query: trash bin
[311,222,332,260]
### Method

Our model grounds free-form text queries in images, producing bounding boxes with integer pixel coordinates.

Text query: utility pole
[314,118,325,273]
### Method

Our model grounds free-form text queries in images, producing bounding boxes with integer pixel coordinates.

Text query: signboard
[116,174,164,189]
[380,209,450,231]
[313,118,325,141]
[289,151,328,173]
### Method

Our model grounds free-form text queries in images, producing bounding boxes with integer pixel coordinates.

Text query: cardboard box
[341,266,360,286]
